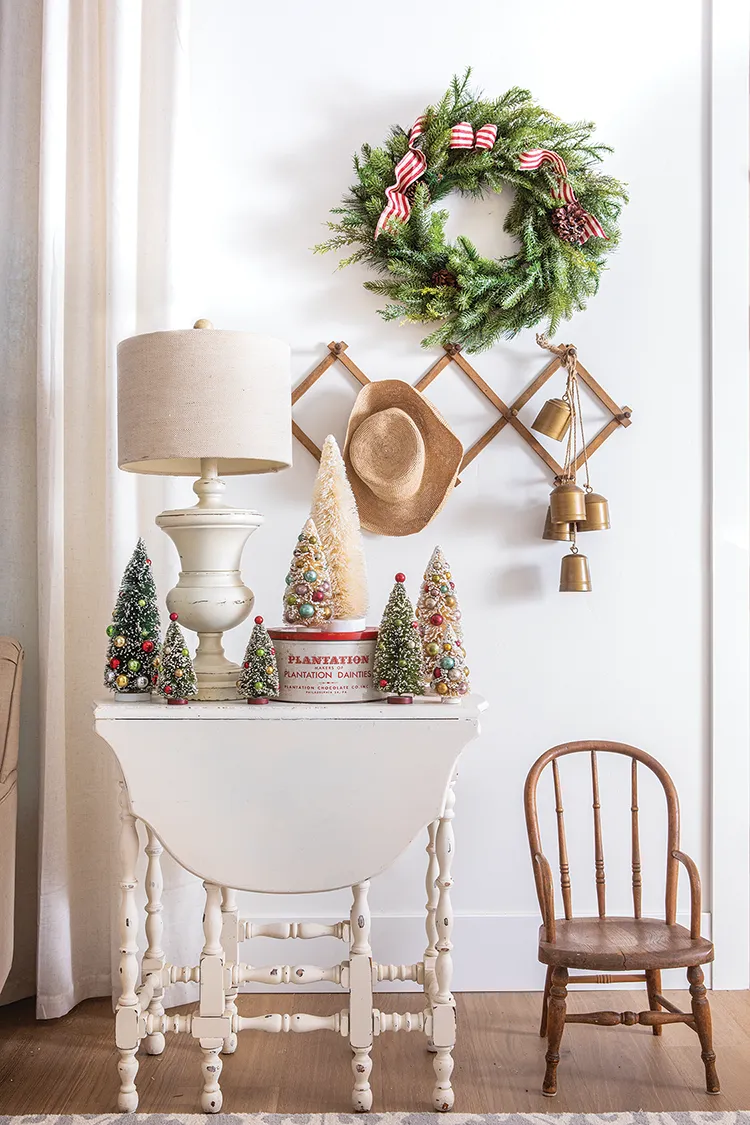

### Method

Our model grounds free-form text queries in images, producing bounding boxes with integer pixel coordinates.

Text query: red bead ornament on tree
[395,572,406,583]
[170,612,178,621]
[142,640,155,653]
[255,615,264,624]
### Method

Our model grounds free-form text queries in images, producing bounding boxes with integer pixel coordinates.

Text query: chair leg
[687,965,720,1094]
[645,969,663,1036]
[539,965,552,1037]
[543,966,568,1097]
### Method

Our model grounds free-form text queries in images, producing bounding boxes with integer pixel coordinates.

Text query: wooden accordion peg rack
[292,341,632,480]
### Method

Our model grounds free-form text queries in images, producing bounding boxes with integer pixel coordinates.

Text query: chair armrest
[672,849,702,939]
[533,851,557,943]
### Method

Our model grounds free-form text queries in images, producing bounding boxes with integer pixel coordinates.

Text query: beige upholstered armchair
[0,638,23,992]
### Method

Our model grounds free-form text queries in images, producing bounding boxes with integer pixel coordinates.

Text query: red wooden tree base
[387,695,413,705]
[247,697,270,705]
[166,697,189,705]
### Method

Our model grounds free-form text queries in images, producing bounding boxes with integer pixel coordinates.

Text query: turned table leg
[199,881,225,1112]
[221,886,239,1054]
[350,879,373,1112]
[432,784,456,1112]
[424,819,439,1052]
[143,828,166,1055]
[115,783,141,1111]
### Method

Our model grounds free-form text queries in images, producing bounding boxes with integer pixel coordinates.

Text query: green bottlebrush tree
[373,573,422,703]
[104,538,161,696]
[156,614,197,704]
[237,616,279,704]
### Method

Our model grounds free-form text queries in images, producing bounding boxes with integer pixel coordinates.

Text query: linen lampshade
[117,328,292,475]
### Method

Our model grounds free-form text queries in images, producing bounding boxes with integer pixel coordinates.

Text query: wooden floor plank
[0,990,748,1114]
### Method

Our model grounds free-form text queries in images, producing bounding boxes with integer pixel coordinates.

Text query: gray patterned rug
[2,1114,748,1124]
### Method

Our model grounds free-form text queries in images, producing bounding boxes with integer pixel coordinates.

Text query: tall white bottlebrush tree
[310,435,368,624]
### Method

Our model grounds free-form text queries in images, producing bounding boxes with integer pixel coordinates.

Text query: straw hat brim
[343,380,463,537]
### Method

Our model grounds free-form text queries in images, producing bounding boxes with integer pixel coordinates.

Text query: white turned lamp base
[156,460,263,701]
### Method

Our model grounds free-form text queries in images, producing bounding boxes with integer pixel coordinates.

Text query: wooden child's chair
[524,741,718,1098]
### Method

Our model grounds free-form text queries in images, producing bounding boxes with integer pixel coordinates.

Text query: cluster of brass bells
[543,481,611,592]
[532,338,615,593]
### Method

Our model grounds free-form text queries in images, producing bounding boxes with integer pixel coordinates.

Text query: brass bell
[550,480,587,524]
[560,549,592,592]
[531,397,571,442]
[577,491,611,532]
[542,507,572,541]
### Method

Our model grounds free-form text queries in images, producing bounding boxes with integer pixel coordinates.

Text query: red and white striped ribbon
[450,122,498,151]
[374,117,428,240]
[519,148,606,241]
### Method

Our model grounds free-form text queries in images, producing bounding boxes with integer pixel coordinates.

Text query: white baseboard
[182,911,712,1001]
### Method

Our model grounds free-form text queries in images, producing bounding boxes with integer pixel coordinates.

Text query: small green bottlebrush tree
[156,614,197,704]
[104,538,161,696]
[237,616,279,704]
[373,573,422,703]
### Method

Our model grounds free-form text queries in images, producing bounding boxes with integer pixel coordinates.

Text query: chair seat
[539,916,714,971]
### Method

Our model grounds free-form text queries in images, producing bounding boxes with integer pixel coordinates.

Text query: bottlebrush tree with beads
[428,623,470,701]
[310,434,368,623]
[416,545,463,678]
[282,517,334,627]
[237,616,279,703]
[156,614,197,703]
[373,573,422,703]
[104,538,161,696]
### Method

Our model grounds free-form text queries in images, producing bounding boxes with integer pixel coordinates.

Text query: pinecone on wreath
[550,202,588,245]
[430,268,458,288]
[405,181,431,206]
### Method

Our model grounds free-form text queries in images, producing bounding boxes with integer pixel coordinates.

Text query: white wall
[180,0,711,989]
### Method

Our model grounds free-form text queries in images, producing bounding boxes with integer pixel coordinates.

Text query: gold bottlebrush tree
[310,434,368,624]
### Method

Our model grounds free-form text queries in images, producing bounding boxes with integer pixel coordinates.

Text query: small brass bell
[559,548,592,592]
[550,480,587,524]
[532,397,571,442]
[542,507,573,541]
[577,491,611,532]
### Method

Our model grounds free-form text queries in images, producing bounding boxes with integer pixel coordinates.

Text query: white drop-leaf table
[94,694,487,1114]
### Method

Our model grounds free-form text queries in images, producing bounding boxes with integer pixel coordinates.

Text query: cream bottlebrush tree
[310,435,368,624]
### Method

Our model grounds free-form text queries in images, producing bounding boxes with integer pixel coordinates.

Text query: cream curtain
[1,0,203,1017]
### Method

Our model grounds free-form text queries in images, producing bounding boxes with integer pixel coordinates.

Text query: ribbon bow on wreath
[519,149,606,243]
[316,70,627,352]
[375,118,499,239]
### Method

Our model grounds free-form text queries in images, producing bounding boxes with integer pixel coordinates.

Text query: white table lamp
[117,320,292,699]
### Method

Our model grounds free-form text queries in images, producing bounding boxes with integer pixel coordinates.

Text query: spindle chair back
[524,741,718,1099]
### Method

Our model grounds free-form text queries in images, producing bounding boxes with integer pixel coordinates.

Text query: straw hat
[343,380,463,537]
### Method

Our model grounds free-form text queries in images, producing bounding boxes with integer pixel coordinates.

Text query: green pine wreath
[315,71,628,352]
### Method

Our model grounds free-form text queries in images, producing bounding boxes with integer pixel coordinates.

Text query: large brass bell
[550,480,587,524]
[542,507,572,541]
[559,548,592,592]
[532,397,571,441]
[577,491,611,532]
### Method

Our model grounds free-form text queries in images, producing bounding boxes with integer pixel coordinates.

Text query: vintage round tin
[268,628,379,703]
